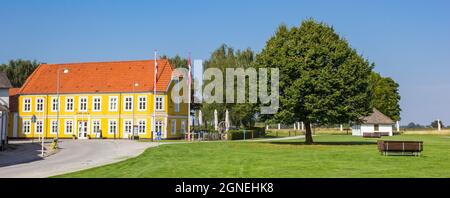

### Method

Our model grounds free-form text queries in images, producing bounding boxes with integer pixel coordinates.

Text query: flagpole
[187,52,191,142]
[154,50,157,143]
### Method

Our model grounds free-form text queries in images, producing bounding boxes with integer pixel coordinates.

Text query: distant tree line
[0,59,40,87]
[405,120,446,129]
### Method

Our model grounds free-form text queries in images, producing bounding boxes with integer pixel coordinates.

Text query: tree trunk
[305,121,314,144]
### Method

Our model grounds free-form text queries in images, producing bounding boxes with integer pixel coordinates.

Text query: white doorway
[123,120,132,139]
[78,121,88,139]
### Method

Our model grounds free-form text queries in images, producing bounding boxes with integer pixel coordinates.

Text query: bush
[227,130,254,140]
[252,127,266,138]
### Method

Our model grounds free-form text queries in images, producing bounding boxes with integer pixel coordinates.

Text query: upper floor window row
[22,95,162,112]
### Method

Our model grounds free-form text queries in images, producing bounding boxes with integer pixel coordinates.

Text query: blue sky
[1,0,449,125]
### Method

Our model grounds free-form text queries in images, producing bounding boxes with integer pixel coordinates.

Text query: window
[124,96,133,111]
[155,96,164,111]
[23,98,31,112]
[171,119,176,135]
[174,97,180,112]
[92,120,101,134]
[66,97,74,111]
[22,120,31,134]
[35,120,44,134]
[174,78,180,113]
[36,98,44,112]
[124,120,132,134]
[138,120,146,134]
[51,97,59,112]
[79,97,88,111]
[138,96,147,111]
[93,97,101,111]
[109,96,118,111]
[155,120,163,134]
[181,120,186,134]
[374,124,379,132]
[51,120,58,134]
[108,120,117,134]
[65,120,73,134]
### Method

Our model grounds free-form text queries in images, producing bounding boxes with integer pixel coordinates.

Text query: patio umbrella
[225,109,230,132]
[199,110,203,126]
[214,109,218,130]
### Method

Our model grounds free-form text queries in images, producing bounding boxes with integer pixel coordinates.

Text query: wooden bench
[377,140,423,156]
[378,132,390,136]
[363,132,381,138]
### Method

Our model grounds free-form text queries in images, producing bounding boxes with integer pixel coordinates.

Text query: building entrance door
[78,121,88,139]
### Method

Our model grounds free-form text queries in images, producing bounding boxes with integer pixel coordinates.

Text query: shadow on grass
[266,141,377,146]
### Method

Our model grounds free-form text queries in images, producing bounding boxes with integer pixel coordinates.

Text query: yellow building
[8,59,188,139]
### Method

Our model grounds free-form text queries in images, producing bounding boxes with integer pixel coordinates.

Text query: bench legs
[381,151,421,156]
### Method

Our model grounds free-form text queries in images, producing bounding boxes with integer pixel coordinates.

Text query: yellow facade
[10,90,188,139]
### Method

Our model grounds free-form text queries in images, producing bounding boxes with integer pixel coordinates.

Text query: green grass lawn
[55,135,450,178]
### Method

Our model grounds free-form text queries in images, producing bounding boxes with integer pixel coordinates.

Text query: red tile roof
[19,59,175,94]
[9,88,20,96]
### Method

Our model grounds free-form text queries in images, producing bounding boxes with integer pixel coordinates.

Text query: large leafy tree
[255,20,373,144]
[369,72,401,121]
[0,59,40,87]
[201,44,257,128]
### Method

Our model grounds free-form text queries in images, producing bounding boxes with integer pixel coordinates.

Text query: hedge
[227,127,266,140]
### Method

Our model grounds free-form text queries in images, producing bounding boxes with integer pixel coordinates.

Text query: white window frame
[108,96,118,112]
[155,120,164,134]
[155,96,164,111]
[181,120,186,134]
[79,97,88,112]
[35,120,44,134]
[174,77,180,113]
[36,97,44,112]
[174,97,180,113]
[22,120,31,134]
[50,119,58,134]
[51,97,59,112]
[93,96,102,112]
[108,119,118,134]
[171,119,176,135]
[23,98,32,112]
[138,96,147,111]
[123,96,133,111]
[138,119,146,134]
[92,119,101,134]
[123,119,132,134]
[64,120,74,134]
[66,97,74,112]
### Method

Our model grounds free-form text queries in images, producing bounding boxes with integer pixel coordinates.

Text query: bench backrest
[377,141,423,152]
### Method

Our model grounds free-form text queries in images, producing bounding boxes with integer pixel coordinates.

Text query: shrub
[227,130,254,140]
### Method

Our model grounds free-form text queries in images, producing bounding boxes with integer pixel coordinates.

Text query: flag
[188,53,192,86]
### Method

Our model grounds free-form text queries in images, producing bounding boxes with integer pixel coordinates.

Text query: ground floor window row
[19,119,187,137]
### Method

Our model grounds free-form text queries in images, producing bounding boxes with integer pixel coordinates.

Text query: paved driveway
[0,139,158,178]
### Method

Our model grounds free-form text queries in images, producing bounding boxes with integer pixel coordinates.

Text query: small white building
[0,72,12,151]
[352,108,395,136]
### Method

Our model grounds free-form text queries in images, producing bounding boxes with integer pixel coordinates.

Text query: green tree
[431,120,444,129]
[201,44,257,128]
[255,20,373,144]
[0,59,40,87]
[161,55,188,69]
[369,72,401,121]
